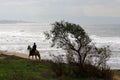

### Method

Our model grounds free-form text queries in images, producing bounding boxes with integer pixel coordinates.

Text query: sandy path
[114,75,120,80]
[0,50,28,59]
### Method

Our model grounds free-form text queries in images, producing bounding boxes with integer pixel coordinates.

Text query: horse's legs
[35,55,37,60]
[38,54,41,61]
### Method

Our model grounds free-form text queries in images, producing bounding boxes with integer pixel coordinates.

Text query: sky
[0,0,120,24]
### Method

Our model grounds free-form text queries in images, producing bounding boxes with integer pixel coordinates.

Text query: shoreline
[0,50,28,59]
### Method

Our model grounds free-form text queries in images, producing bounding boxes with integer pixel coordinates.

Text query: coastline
[0,50,28,59]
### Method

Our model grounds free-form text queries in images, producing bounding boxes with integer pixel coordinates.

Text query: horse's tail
[37,51,41,60]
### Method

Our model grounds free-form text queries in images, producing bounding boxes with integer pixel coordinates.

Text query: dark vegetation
[45,21,113,80]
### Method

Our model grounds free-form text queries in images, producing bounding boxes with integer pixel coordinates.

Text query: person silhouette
[32,43,37,52]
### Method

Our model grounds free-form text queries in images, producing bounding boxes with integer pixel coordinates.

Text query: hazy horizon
[0,0,119,25]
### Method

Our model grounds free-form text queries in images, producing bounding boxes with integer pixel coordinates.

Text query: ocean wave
[0,31,119,69]
[90,35,120,51]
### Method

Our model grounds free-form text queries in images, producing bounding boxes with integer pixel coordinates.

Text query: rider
[32,43,37,52]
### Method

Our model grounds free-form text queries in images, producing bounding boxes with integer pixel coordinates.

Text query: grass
[0,54,116,80]
[0,54,90,80]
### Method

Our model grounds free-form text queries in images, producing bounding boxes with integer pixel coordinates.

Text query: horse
[27,45,41,60]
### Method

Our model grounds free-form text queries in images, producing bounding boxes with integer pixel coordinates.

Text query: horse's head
[27,45,31,51]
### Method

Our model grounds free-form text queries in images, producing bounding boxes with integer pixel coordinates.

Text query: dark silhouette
[32,43,37,52]
[27,45,41,60]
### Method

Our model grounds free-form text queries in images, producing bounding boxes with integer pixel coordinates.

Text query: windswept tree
[45,21,112,78]
[45,21,110,66]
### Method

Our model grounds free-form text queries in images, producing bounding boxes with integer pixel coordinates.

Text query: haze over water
[0,22,119,69]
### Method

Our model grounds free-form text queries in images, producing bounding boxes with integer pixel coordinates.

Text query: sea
[0,23,119,69]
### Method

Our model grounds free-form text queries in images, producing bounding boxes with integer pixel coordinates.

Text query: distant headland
[0,20,33,24]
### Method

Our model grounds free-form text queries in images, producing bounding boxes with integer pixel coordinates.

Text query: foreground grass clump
[50,56,114,80]
[0,54,91,80]
[0,58,51,80]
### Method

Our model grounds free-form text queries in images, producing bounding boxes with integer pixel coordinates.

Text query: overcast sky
[0,0,120,24]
